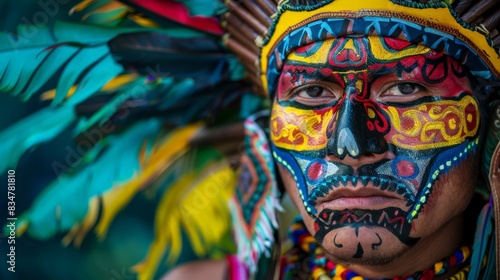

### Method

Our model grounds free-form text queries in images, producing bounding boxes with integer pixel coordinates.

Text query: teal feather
[17,118,162,240]
[74,0,130,27]
[53,46,109,105]
[0,21,178,104]
[0,106,76,173]
[21,46,81,101]
[85,9,129,27]
[0,21,125,103]
[179,0,226,17]
[481,235,496,280]
[73,76,169,134]
[469,199,494,279]
[64,54,123,106]
[73,0,117,13]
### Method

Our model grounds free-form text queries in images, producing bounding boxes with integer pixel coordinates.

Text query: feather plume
[40,74,137,101]
[72,0,159,27]
[107,31,234,83]
[133,161,237,280]
[469,198,494,279]
[118,0,224,35]
[0,21,130,105]
[16,119,163,240]
[0,106,76,173]
[94,122,204,238]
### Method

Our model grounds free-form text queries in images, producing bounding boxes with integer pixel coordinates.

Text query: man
[166,0,500,279]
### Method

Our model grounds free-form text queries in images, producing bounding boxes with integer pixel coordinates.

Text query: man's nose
[326,94,389,169]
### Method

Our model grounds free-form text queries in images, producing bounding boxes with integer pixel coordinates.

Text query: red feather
[124,0,224,35]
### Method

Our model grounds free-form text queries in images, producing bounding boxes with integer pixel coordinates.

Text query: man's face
[271,36,481,264]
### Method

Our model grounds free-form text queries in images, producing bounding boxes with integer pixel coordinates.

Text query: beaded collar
[281,221,471,280]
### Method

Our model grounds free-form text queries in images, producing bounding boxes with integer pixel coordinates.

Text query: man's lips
[307,175,416,208]
[314,186,409,210]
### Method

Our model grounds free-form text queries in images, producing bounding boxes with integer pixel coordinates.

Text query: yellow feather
[94,123,203,238]
[40,74,137,101]
[136,163,236,280]
[62,197,100,247]
[128,14,160,28]
[133,174,196,280]
[70,0,94,15]
[81,2,128,20]
[62,224,80,247]
[82,6,129,24]
[16,220,28,236]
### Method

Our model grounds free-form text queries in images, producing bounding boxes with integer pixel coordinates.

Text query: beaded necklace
[281,221,471,280]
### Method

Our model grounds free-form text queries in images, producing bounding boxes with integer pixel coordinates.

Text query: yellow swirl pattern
[386,95,479,150]
[270,103,333,151]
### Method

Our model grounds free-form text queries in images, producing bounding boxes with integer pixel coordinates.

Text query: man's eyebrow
[283,64,339,82]
[367,67,398,83]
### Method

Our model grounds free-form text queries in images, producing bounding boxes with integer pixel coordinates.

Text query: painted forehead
[285,36,431,68]
[277,36,474,101]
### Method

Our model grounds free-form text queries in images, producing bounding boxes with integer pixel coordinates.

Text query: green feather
[0,105,76,172]
[83,8,130,27]
[65,54,123,106]
[73,76,161,134]
[18,118,162,240]
[179,0,225,17]
[53,46,108,105]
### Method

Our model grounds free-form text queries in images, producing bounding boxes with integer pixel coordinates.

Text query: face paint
[271,36,481,248]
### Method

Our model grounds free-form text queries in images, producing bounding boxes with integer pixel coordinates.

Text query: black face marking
[353,242,364,258]
[371,233,382,250]
[333,233,343,248]
[314,208,419,246]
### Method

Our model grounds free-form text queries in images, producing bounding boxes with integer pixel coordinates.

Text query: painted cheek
[382,95,480,150]
[270,103,335,151]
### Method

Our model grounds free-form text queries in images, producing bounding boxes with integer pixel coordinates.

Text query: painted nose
[326,95,389,168]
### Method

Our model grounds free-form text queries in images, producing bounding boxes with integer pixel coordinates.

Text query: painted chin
[318,226,411,266]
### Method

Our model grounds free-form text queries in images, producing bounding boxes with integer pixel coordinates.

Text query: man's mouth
[307,175,415,209]
[313,207,420,246]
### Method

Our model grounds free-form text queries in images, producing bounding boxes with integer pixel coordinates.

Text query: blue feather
[0,106,76,173]
[469,198,494,279]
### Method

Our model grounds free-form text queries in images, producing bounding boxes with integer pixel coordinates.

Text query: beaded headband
[224,0,500,99]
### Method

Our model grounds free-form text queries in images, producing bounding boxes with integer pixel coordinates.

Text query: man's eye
[286,84,341,107]
[298,86,326,98]
[386,83,423,96]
